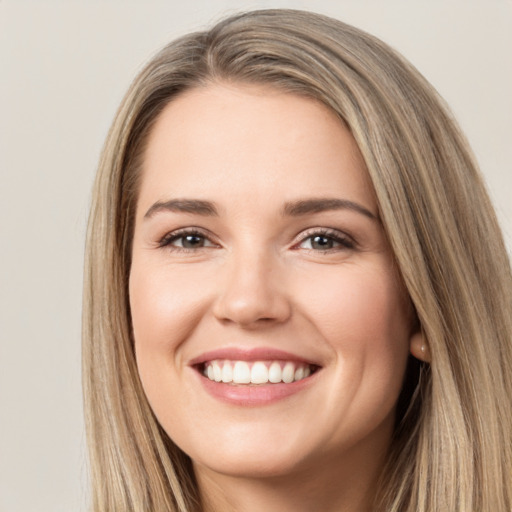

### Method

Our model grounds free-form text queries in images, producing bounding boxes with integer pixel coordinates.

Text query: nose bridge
[213,241,290,327]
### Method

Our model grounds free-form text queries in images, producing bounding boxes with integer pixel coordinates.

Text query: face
[129,83,415,482]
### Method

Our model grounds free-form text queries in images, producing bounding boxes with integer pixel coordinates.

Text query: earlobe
[410,331,431,363]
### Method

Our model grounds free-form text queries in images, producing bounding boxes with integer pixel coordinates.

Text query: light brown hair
[83,9,512,511]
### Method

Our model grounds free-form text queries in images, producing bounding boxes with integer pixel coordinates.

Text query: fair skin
[129,83,422,512]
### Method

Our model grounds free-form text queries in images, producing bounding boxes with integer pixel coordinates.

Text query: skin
[129,83,420,512]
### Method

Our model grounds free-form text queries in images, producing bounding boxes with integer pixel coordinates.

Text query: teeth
[221,362,233,383]
[268,361,282,383]
[213,362,222,382]
[233,361,251,384]
[282,362,295,383]
[251,362,268,384]
[203,360,314,385]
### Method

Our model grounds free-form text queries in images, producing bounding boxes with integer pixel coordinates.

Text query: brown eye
[179,234,207,248]
[159,230,217,250]
[310,235,335,250]
[298,230,355,251]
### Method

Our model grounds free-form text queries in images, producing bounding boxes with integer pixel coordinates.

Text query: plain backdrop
[0,1,510,511]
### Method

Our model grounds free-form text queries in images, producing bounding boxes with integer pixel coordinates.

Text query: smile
[203,360,314,385]
[189,348,321,405]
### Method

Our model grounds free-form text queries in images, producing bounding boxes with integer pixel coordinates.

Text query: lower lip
[196,371,318,406]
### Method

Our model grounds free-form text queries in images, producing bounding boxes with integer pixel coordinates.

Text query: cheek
[129,262,208,354]
[128,261,210,428]
[327,267,411,434]
[297,262,411,377]
[128,261,213,411]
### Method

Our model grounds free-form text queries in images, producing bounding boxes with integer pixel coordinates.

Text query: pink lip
[197,374,317,406]
[188,347,318,366]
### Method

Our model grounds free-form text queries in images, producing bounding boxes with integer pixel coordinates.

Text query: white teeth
[233,361,251,384]
[213,361,222,382]
[282,362,295,383]
[203,360,314,385]
[221,362,233,383]
[251,361,269,384]
[268,361,282,383]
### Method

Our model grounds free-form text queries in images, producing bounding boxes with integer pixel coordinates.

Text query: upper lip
[188,347,322,367]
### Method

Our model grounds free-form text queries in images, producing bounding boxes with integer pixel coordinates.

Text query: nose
[212,249,292,328]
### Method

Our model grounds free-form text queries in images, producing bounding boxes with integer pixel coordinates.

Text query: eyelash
[158,227,356,253]
[294,228,356,252]
[158,228,216,252]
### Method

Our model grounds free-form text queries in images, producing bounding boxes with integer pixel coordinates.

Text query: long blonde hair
[83,9,512,511]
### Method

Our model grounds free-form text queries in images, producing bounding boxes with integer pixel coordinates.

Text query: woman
[83,9,512,512]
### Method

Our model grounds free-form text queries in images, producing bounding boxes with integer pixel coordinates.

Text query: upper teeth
[203,360,312,385]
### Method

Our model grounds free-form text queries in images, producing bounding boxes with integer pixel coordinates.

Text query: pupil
[312,235,332,249]
[183,235,203,248]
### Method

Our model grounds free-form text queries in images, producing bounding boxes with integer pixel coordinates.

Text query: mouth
[200,359,318,385]
[189,348,321,405]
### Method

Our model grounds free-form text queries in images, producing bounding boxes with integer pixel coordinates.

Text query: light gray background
[1,1,510,511]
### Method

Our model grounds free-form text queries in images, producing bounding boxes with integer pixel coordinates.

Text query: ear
[410,331,431,363]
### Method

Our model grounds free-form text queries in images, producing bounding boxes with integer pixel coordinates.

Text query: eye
[159,229,218,251]
[296,229,355,251]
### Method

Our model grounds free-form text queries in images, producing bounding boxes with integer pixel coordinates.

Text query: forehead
[138,83,376,214]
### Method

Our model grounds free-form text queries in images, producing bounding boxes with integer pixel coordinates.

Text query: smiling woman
[83,9,512,512]
[130,87,414,499]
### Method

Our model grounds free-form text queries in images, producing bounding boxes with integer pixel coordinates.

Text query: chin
[192,449,309,480]
[184,421,338,483]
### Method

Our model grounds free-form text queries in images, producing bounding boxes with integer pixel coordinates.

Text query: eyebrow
[282,198,377,220]
[144,199,219,219]
[144,197,377,221]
